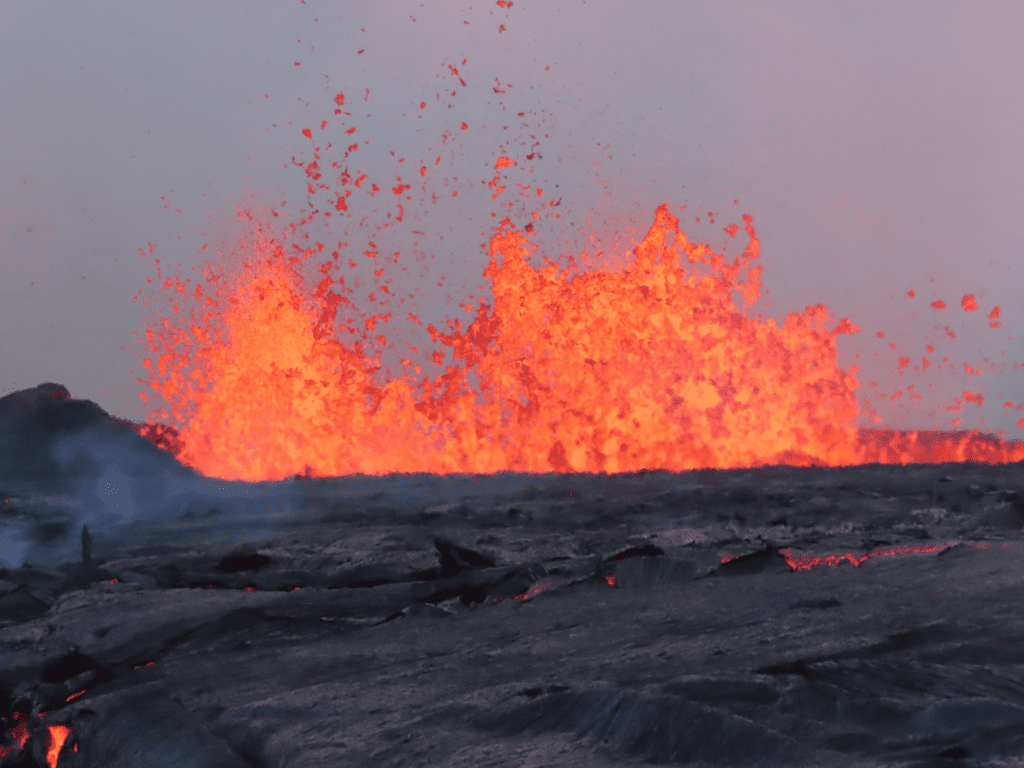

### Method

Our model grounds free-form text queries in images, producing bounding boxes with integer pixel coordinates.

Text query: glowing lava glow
[0,713,29,763]
[133,60,1023,481]
[0,714,72,768]
[139,201,1024,480]
[45,725,71,767]
[142,205,847,478]
[777,540,1024,571]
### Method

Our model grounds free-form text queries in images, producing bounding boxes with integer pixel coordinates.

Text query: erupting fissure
[140,203,852,478]
[139,201,1024,480]
[134,72,1022,481]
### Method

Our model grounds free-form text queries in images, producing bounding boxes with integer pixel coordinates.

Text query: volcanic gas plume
[133,86,1023,482]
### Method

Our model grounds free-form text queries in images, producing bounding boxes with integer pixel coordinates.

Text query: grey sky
[1,0,1021,436]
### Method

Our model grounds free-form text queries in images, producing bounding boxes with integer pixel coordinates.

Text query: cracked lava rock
[2,384,1024,767]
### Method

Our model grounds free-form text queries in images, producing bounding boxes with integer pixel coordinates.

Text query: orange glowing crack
[767,541,1024,572]
[778,543,951,571]
[504,541,1024,601]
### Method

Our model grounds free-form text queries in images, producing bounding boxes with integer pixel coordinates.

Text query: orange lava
[132,61,1024,482]
[141,205,824,477]
[138,199,1024,480]
[0,715,72,768]
[45,725,71,767]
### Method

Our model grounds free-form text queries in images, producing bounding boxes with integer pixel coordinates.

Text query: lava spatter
[137,201,1024,479]
[134,73,1024,480]
[139,191,895,480]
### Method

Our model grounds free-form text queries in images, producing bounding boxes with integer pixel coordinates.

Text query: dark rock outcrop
[0,383,186,493]
[0,384,207,570]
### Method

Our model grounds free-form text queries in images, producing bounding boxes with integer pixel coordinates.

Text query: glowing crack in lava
[138,201,1024,481]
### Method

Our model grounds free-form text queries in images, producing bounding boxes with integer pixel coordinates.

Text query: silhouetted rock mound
[0,382,72,413]
[0,383,212,570]
[0,383,187,494]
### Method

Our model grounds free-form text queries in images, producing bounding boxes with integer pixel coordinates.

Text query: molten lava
[141,205,848,478]
[0,713,72,768]
[44,725,71,767]
[137,199,1024,481]
[132,59,1023,482]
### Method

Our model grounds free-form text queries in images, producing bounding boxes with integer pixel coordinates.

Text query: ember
[0,713,28,763]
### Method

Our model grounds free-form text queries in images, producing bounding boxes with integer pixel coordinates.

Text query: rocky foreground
[1,457,1024,767]
[2,384,1024,767]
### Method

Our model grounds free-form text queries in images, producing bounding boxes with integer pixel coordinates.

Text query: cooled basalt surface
[3,459,1024,767]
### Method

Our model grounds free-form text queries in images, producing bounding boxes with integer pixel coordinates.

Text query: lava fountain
[137,199,1024,481]
[133,78,1023,481]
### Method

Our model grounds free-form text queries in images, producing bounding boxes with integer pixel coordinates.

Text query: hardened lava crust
[2,384,1024,766]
